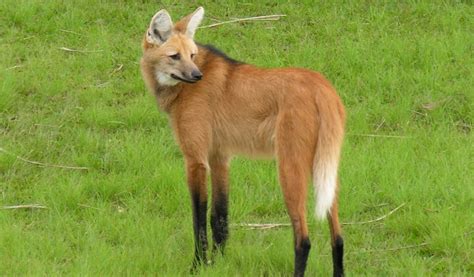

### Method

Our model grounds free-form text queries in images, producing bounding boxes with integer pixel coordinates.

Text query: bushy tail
[313,95,345,219]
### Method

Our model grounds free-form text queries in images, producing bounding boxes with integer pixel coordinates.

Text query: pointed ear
[147,9,173,45]
[185,7,204,39]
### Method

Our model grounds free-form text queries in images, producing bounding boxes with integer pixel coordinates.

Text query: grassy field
[1,0,473,275]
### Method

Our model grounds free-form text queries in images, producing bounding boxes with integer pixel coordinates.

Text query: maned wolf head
[142,7,205,86]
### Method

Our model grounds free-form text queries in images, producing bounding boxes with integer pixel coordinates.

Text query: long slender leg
[209,155,230,255]
[279,160,311,277]
[186,158,209,269]
[327,183,344,277]
[276,107,317,276]
[277,137,313,276]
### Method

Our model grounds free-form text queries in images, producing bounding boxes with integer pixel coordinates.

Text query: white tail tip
[315,185,335,219]
[314,162,337,220]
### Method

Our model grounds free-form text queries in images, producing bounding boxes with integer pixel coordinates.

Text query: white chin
[156,71,180,86]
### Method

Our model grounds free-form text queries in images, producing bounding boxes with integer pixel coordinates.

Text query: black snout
[191,70,203,81]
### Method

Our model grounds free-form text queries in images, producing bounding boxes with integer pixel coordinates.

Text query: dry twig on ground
[349,134,410,139]
[0,147,89,171]
[1,204,47,210]
[59,29,82,36]
[232,223,291,230]
[234,203,406,230]
[59,47,103,53]
[343,203,406,225]
[354,242,430,254]
[200,14,286,29]
[6,65,24,70]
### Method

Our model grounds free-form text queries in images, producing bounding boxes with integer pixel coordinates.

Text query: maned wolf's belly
[214,115,276,159]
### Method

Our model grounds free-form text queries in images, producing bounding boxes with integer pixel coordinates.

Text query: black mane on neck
[197,43,243,65]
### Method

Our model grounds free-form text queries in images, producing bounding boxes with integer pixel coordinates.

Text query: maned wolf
[140,7,345,277]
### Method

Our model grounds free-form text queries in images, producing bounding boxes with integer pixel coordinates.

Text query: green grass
[1,0,473,275]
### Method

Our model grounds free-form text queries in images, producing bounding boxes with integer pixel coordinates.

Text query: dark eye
[191,53,196,59]
[169,53,180,60]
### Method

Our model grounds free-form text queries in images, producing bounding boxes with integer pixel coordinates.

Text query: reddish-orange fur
[140,7,345,276]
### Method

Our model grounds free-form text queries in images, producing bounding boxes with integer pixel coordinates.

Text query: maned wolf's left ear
[147,9,173,45]
[184,7,205,39]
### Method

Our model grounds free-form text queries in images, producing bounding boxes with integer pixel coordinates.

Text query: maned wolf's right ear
[184,7,204,39]
[147,9,173,45]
